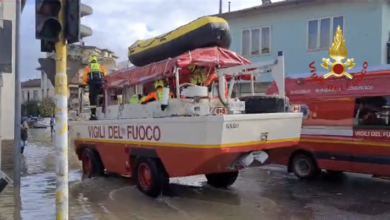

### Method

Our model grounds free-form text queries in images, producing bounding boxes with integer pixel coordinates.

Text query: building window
[0,21,12,73]
[354,96,390,128]
[33,90,38,99]
[307,16,344,51]
[242,26,271,56]
[22,91,25,101]
[70,88,78,99]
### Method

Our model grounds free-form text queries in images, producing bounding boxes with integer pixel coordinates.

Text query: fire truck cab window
[354,96,390,128]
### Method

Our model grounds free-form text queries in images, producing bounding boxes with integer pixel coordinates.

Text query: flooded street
[1,129,390,220]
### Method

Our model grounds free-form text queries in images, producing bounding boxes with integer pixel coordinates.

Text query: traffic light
[65,0,93,44]
[35,0,62,42]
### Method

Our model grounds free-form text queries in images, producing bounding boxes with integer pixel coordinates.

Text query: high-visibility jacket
[190,72,207,85]
[129,94,140,104]
[140,88,173,104]
[82,63,107,85]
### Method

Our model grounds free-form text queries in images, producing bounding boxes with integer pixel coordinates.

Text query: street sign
[38,58,83,86]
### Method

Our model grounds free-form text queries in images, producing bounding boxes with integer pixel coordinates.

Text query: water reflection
[0,129,389,219]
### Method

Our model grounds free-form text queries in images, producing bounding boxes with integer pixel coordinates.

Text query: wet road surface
[1,129,390,219]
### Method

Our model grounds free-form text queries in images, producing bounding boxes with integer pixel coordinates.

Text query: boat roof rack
[216,51,286,97]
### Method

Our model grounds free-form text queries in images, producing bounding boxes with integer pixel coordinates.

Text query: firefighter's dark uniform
[140,80,173,104]
[82,56,107,120]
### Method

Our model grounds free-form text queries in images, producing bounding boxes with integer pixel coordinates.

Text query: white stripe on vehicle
[301,126,353,137]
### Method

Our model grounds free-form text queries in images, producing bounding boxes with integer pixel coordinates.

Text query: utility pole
[35,0,68,219]
[13,0,22,188]
[219,0,223,14]
[35,0,93,219]
[53,2,68,218]
[13,0,22,219]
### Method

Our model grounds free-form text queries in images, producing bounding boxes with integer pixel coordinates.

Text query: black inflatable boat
[128,16,232,67]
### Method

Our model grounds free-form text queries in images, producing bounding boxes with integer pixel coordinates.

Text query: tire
[205,171,239,188]
[291,153,320,179]
[133,157,169,198]
[240,96,286,114]
[82,148,104,178]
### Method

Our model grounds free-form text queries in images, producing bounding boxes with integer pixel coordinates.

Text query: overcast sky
[21,0,281,81]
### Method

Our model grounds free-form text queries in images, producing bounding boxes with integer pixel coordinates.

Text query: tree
[22,100,40,116]
[39,97,56,117]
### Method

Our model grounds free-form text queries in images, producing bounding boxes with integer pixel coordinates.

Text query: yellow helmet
[89,55,98,63]
[154,80,164,89]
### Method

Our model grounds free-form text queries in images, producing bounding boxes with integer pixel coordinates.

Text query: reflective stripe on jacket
[130,95,139,104]
[140,88,173,103]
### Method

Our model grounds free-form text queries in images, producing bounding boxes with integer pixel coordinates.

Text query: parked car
[26,117,38,127]
[32,118,49,129]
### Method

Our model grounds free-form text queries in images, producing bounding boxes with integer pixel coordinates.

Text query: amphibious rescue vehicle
[69,47,303,197]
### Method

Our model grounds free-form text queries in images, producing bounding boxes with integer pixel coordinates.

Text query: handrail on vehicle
[215,51,285,105]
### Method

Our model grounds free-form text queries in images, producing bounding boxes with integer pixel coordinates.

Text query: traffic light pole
[54,0,69,219]
[14,0,22,219]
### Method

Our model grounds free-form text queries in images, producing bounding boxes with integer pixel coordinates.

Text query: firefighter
[140,80,173,104]
[189,71,207,85]
[82,55,107,120]
[187,68,228,98]
[129,94,143,104]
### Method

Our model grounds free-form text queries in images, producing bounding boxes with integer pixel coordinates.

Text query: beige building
[38,66,55,98]
[21,79,42,102]
[0,1,26,170]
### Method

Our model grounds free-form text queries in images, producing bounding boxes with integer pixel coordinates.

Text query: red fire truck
[266,64,390,179]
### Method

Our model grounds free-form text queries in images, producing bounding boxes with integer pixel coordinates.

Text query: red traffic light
[35,0,62,42]
[36,0,61,16]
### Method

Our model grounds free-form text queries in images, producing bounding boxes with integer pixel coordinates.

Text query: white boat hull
[70,113,302,149]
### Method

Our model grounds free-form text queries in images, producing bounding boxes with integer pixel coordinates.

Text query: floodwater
[1,129,390,220]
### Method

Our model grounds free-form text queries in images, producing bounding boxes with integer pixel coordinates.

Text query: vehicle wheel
[205,171,239,188]
[291,153,320,179]
[134,157,168,198]
[82,148,104,178]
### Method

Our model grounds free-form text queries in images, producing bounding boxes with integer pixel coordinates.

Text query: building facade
[21,79,42,102]
[1,1,26,170]
[1,2,16,142]
[220,0,390,85]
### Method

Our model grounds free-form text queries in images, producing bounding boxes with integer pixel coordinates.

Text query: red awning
[105,59,176,88]
[176,47,250,68]
[105,47,253,88]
